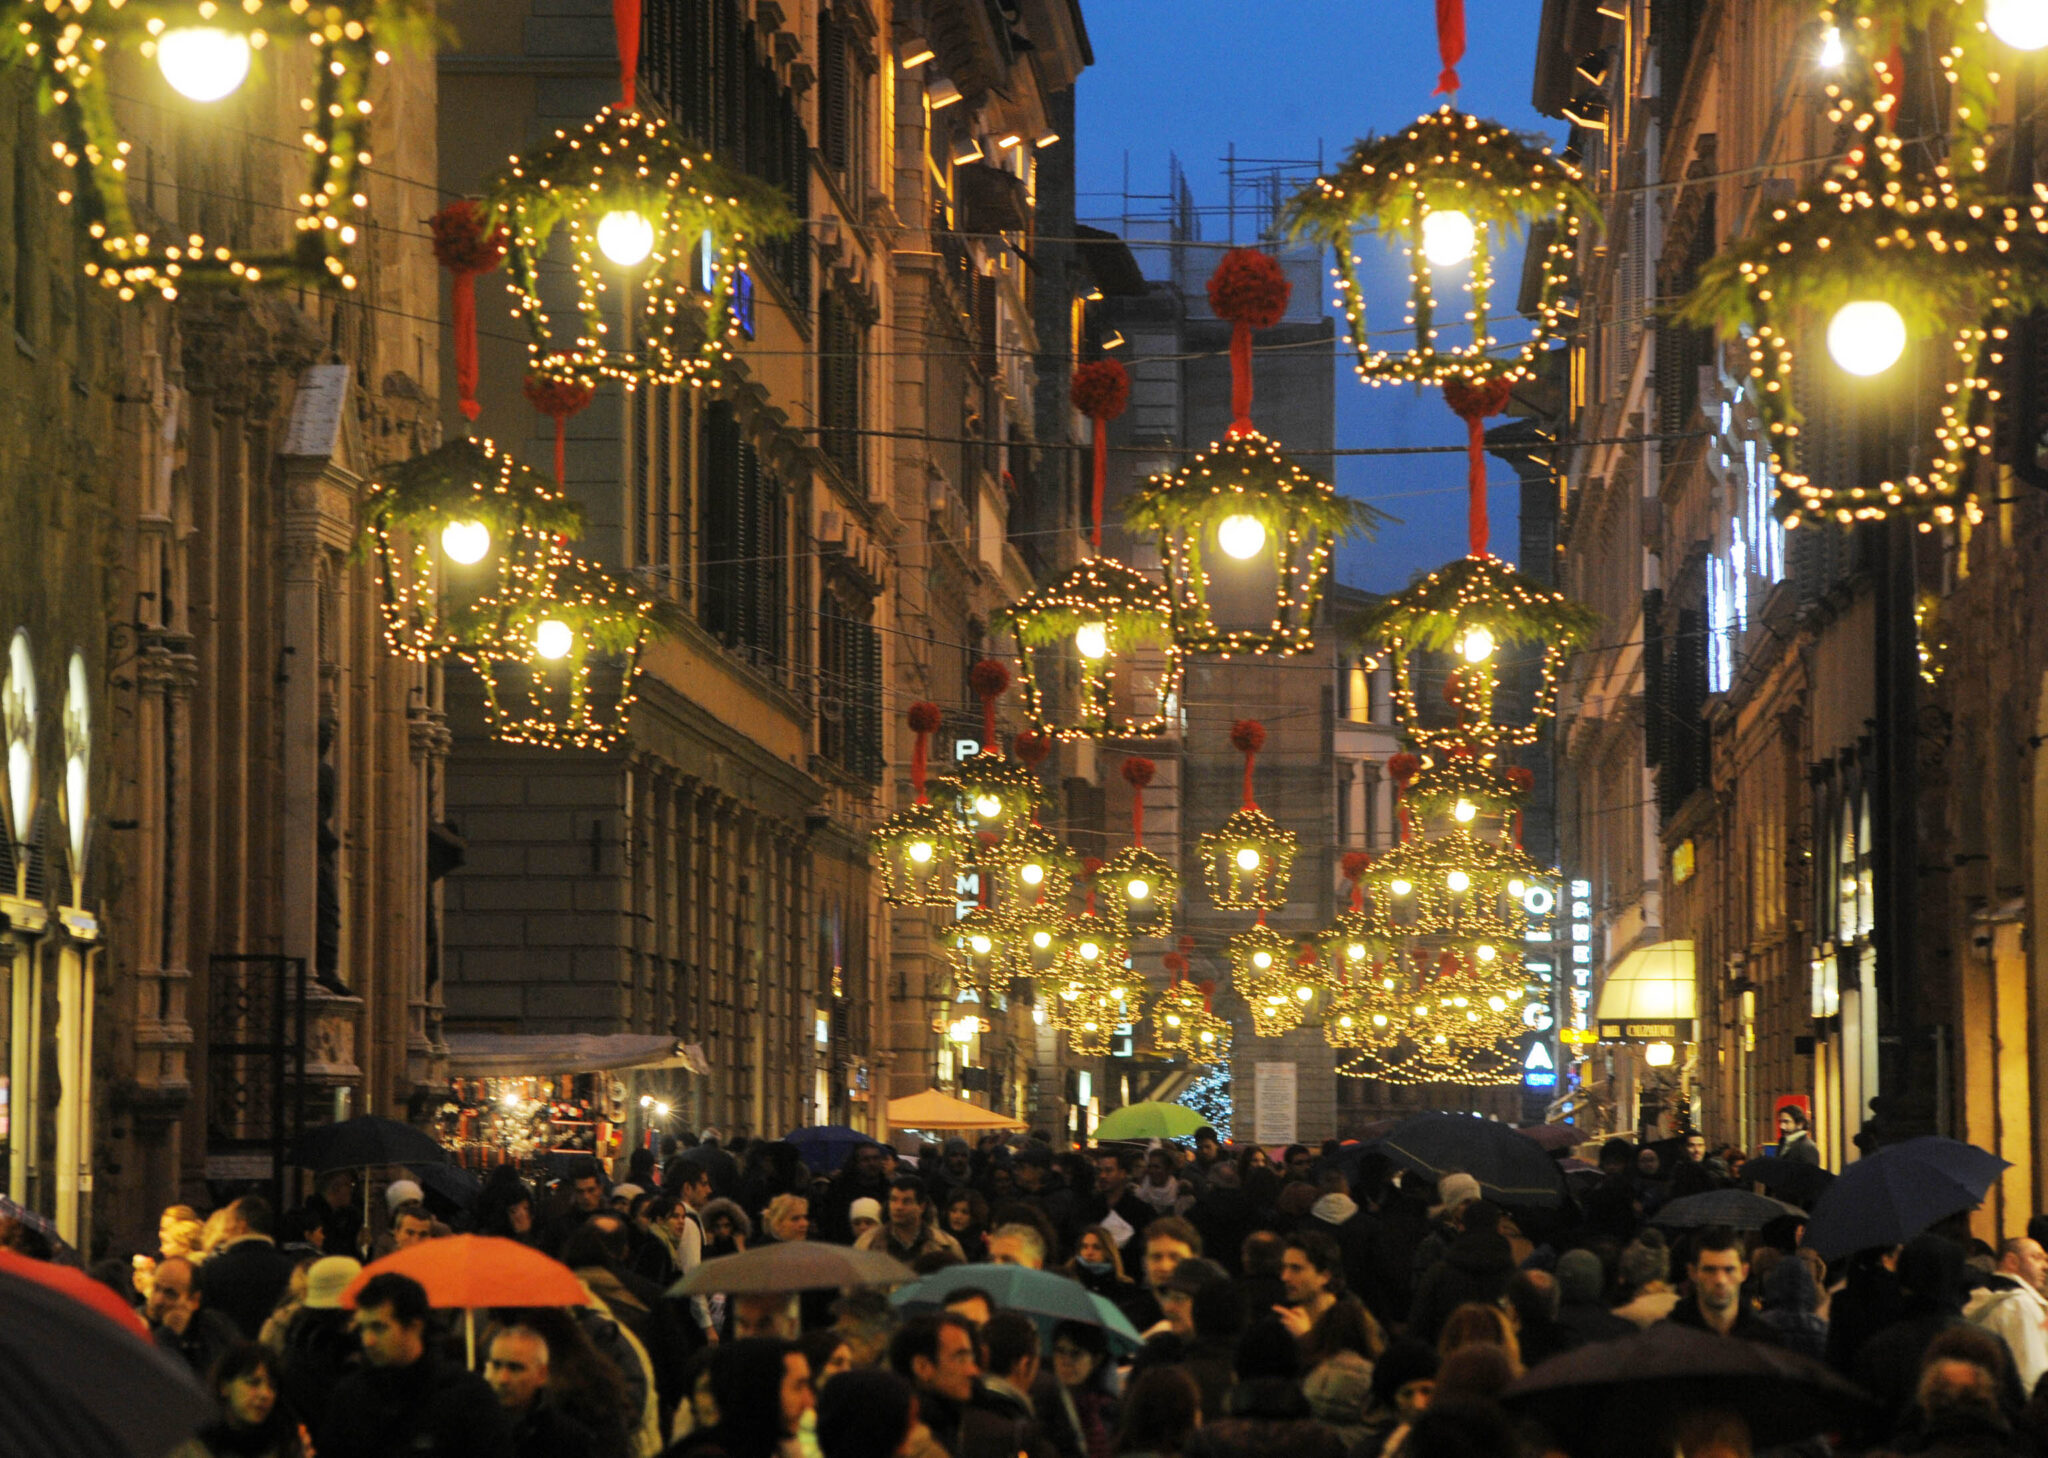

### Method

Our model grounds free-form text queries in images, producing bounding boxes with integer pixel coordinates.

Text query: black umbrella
[1741,1155,1835,1206]
[1803,1137,2010,1259]
[1503,1323,1875,1454]
[0,1252,213,1458]
[672,1142,741,1196]
[411,1160,482,1211]
[1650,1188,1805,1231]
[288,1115,448,1172]
[1374,1112,1570,1208]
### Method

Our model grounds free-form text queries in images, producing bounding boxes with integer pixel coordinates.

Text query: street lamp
[595,209,656,267]
[1420,208,1477,268]
[156,27,253,103]
[1827,300,1907,377]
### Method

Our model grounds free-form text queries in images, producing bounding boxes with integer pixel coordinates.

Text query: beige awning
[1594,939,1697,1041]
[444,1033,709,1078]
[887,1088,1027,1131]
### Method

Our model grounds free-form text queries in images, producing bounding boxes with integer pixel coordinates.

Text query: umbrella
[410,1161,482,1211]
[888,1088,1027,1131]
[342,1233,587,1365]
[1374,1112,1571,1208]
[1094,1102,1207,1141]
[670,1241,915,1297]
[1516,1123,1583,1154]
[1503,1322,1874,1452]
[1740,1155,1835,1206]
[0,1196,69,1255]
[1649,1188,1805,1231]
[890,1262,1146,1353]
[1802,1137,2010,1259]
[670,1142,741,1195]
[289,1114,448,1171]
[0,1247,212,1458]
[785,1125,876,1174]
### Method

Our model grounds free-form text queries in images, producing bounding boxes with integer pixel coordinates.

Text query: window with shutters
[816,7,872,200]
[819,288,866,490]
[1648,594,1711,824]
[818,571,881,782]
[629,385,691,598]
[699,401,789,676]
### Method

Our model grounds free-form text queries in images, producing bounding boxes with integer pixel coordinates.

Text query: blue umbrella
[785,1125,876,1174]
[890,1263,1145,1353]
[1802,1137,2010,1259]
[1740,1156,1835,1207]
[1374,1113,1570,1208]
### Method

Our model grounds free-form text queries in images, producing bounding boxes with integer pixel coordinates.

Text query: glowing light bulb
[1295,985,1314,1002]
[1508,878,1526,899]
[1074,621,1109,659]
[1234,846,1261,872]
[1033,1006,1046,1025]
[1988,0,2048,49]
[1032,930,1052,949]
[1488,996,1508,1013]
[1346,942,1366,962]
[1216,513,1267,560]
[907,840,935,865]
[1817,23,1846,66]
[1080,941,1100,961]
[1372,1014,1388,1027]
[1339,1015,1355,1030]
[440,519,491,564]
[974,793,1002,819]
[1447,870,1471,893]
[596,209,656,266]
[1420,208,1477,267]
[501,1090,522,1109]
[1252,951,1273,970]
[1475,944,1497,963]
[533,618,575,661]
[1166,1013,1182,1028]
[1390,878,1413,896]
[157,27,252,102]
[1827,300,1907,376]
[1127,878,1150,901]
[1459,626,1497,664]
[969,934,993,955]
[654,1101,671,1117]
[1644,1041,1677,1067]
[639,1094,653,1107]
[1020,862,1045,887]
[1199,1029,1215,1044]
[1453,798,1477,823]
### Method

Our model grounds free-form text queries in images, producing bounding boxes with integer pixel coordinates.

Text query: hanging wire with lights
[993,557,1183,741]
[873,702,969,907]
[0,0,433,298]
[1198,720,1298,910]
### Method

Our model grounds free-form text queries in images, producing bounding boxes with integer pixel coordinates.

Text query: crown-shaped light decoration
[359,437,584,662]
[943,660,1046,839]
[873,702,969,907]
[1282,107,1596,389]
[993,558,1182,740]
[1229,920,1314,1039]
[1198,721,1297,909]
[0,0,432,298]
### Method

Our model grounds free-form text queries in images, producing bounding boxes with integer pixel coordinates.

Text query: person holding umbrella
[317,1271,512,1458]
[1659,1226,1780,1344]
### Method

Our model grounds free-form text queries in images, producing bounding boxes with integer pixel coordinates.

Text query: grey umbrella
[1650,1188,1805,1231]
[670,1242,915,1296]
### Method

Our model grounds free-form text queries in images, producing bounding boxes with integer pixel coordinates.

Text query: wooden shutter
[819,13,849,173]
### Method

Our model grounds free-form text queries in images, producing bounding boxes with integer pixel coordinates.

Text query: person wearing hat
[276,1256,365,1424]
[848,1197,883,1245]
[1153,1256,1229,1341]
[1352,1338,1437,1458]
[1555,1248,1633,1345]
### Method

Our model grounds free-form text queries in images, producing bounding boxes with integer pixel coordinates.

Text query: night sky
[1073,1,1562,593]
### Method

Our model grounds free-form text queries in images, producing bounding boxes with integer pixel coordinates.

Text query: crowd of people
[12,1119,2048,1458]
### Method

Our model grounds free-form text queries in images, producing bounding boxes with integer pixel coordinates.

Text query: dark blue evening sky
[1073,1,1562,593]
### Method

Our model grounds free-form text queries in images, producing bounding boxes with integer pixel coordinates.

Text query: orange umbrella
[342,1234,587,1366]
[0,1247,150,1340]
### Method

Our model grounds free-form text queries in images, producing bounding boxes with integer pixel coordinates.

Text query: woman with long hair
[511,1305,637,1458]
[1110,1366,1202,1458]
[474,1167,539,1245]
[1063,1226,1139,1306]
[1434,1302,1522,1378]
[170,1343,308,1458]
[1048,1320,1119,1458]
[943,1190,990,1264]
[1297,1300,1383,1443]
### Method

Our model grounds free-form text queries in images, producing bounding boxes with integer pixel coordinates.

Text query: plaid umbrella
[0,1196,68,1254]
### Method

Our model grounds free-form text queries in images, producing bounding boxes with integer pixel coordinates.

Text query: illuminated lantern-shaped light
[360,437,584,662]
[1350,554,1597,752]
[466,556,684,752]
[1282,106,1598,389]
[944,661,1046,840]
[994,558,1183,740]
[1100,757,1178,931]
[482,105,798,392]
[946,907,1012,999]
[1231,922,1309,1039]
[873,702,968,907]
[1198,721,1297,909]
[984,816,1079,909]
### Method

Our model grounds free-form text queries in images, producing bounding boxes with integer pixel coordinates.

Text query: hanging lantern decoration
[1124,253,1383,660]
[1397,746,1533,831]
[1350,555,1597,751]
[1154,974,1233,1061]
[481,104,795,392]
[946,906,1012,999]
[358,437,584,661]
[1071,359,1130,550]
[994,557,1182,740]
[0,0,425,298]
[1100,757,1177,929]
[1230,921,1311,1039]
[523,374,598,489]
[1319,851,1392,987]
[1282,107,1596,388]
[431,201,511,423]
[873,702,969,907]
[462,555,687,751]
[984,818,1080,910]
[1004,901,1071,978]
[1198,721,1297,909]
[946,660,1045,839]
[1361,826,1543,939]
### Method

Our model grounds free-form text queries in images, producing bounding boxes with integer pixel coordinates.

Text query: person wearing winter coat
[1758,1248,1830,1360]
[1964,1238,2048,1397]
[1404,1202,1515,1345]
[1181,1319,1346,1458]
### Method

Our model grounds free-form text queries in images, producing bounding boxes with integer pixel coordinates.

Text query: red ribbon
[1443,379,1513,558]
[523,376,596,488]
[451,275,482,421]
[614,0,642,108]
[1091,420,1109,549]
[1434,0,1465,95]
[911,730,929,803]
[1229,323,1254,439]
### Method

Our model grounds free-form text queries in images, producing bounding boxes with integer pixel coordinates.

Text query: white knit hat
[1436,1171,1483,1211]
[383,1178,423,1211]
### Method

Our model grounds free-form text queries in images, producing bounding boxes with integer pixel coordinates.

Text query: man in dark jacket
[1555,1248,1634,1345]
[1660,1226,1782,1344]
[816,1141,892,1245]
[146,1255,242,1378]
[1079,1149,1154,1244]
[1407,1200,1516,1344]
[319,1272,513,1458]
[198,1194,298,1337]
[1013,1147,1079,1251]
[484,1323,597,1458]
[891,1313,1036,1458]
[1297,1170,1377,1312]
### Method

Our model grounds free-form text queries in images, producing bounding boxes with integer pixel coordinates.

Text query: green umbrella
[1094,1102,1207,1141]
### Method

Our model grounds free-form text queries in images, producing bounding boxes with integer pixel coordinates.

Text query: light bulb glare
[1390,878,1413,896]
[1127,878,1150,901]
[1827,300,1908,376]
[1817,23,1846,66]
[1459,626,1497,664]
[1420,208,1477,268]
[157,27,252,102]
[440,519,491,565]
[974,794,1002,819]
[1074,621,1109,659]
[1447,870,1471,893]
[1234,846,1261,871]
[596,209,657,266]
[1453,798,1477,823]
[1020,862,1045,886]
[907,840,935,865]
[533,618,574,660]
[1988,0,2048,50]
[1216,513,1267,560]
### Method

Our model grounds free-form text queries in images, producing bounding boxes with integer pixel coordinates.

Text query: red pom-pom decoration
[907,702,943,735]
[1387,752,1421,784]
[1163,952,1189,976]
[1122,757,1157,789]
[969,658,1012,700]
[523,373,597,486]
[1506,766,1534,793]
[430,199,508,275]
[1070,359,1131,420]
[1443,377,1516,421]
[1229,720,1268,756]
[1014,731,1052,767]
[1341,850,1373,882]
[1206,248,1291,330]
[1082,856,1106,877]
